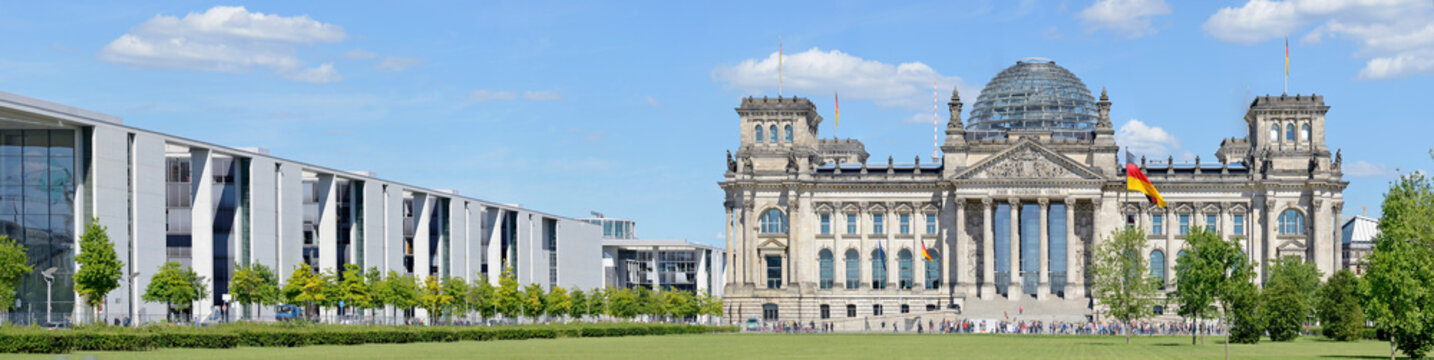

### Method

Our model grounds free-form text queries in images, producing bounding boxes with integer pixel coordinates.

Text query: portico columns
[1038,198,1050,300]
[1065,198,1080,298]
[1008,198,1021,301]
[981,198,994,300]
[954,198,968,297]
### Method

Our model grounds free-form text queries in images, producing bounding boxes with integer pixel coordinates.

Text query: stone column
[1065,198,1080,298]
[954,198,968,297]
[742,200,755,287]
[725,205,735,288]
[981,198,994,300]
[1008,198,1021,301]
[1038,198,1050,300]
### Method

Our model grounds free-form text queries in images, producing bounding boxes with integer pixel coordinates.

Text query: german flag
[1126,150,1167,207]
[920,240,933,262]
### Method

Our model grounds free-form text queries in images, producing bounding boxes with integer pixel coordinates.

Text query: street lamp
[40,267,57,324]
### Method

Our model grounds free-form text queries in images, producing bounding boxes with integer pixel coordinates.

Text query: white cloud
[1116,119,1184,160]
[468,90,517,102]
[902,112,941,124]
[376,56,422,72]
[1203,0,1434,79]
[98,6,346,82]
[1344,160,1399,177]
[645,95,660,107]
[522,91,563,101]
[283,63,341,83]
[713,47,976,109]
[344,49,376,60]
[1076,0,1173,38]
[468,89,562,102]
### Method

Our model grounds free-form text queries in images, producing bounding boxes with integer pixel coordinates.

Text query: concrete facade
[719,59,1347,326]
[0,91,603,324]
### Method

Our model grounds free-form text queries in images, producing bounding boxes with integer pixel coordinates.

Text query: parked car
[275,304,304,322]
[744,317,761,332]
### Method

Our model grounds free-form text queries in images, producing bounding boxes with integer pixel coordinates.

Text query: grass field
[9,333,1396,359]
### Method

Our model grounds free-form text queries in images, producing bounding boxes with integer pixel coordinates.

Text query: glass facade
[1019,203,1039,296]
[1049,203,1067,295]
[967,58,1099,141]
[0,129,77,322]
[993,203,1010,295]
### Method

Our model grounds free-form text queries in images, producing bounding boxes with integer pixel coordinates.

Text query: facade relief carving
[972,147,1081,179]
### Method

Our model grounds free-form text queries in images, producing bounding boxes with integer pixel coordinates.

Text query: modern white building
[1340,215,1378,275]
[0,91,603,324]
[582,216,725,296]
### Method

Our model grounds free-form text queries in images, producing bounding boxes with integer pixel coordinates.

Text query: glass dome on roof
[966,58,1098,140]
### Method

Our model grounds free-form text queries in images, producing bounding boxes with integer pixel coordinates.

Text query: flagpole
[778,36,783,97]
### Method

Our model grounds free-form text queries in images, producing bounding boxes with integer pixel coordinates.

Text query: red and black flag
[1125,150,1166,207]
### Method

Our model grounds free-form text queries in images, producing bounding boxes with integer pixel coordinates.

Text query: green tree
[1090,227,1159,344]
[521,283,545,320]
[418,275,452,325]
[609,287,639,320]
[495,267,521,321]
[590,287,609,320]
[1173,227,1257,348]
[569,289,588,321]
[384,270,420,323]
[667,289,697,320]
[1261,275,1307,342]
[1363,167,1434,360]
[229,262,280,320]
[470,278,496,321]
[141,262,203,322]
[282,263,334,321]
[1266,256,1323,331]
[73,220,123,320]
[364,267,384,319]
[0,235,33,313]
[546,285,572,320]
[700,291,723,322]
[441,276,470,324]
[336,264,371,317]
[1171,228,1220,345]
[1317,269,1365,341]
[1227,280,1263,344]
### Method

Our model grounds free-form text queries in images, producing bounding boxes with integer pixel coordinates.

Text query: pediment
[758,237,787,250]
[953,139,1103,180]
[1277,239,1306,251]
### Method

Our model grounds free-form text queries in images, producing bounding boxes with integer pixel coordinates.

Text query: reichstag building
[719,58,1347,326]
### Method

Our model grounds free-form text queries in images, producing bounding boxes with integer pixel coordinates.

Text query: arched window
[1151,250,1166,289]
[760,209,787,234]
[1300,123,1310,141]
[755,125,764,142]
[769,125,778,143]
[1269,124,1279,142]
[845,250,860,289]
[871,249,887,289]
[898,249,914,289]
[819,249,834,289]
[1279,209,1306,235]
[1285,123,1296,142]
[925,250,941,289]
[784,124,793,142]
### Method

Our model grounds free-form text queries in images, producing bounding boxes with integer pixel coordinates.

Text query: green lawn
[10,333,1395,359]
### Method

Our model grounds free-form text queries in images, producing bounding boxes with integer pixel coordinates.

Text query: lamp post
[128,271,140,327]
[40,267,57,324]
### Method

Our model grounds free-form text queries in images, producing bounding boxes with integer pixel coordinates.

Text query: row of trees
[207,262,721,325]
[0,220,125,322]
[1093,151,1434,359]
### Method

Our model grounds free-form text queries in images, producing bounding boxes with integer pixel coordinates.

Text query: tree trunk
[1391,339,1396,360]
[1192,318,1198,345]
[1126,321,1132,344]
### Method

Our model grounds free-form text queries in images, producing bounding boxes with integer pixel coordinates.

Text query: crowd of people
[756,319,1229,336]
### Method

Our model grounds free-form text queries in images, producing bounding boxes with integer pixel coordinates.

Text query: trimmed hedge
[0,323,736,354]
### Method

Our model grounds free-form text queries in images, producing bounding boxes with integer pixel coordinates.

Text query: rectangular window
[1179,214,1190,235]
[846,213,857,234]
[820,305,831,319]
[765,256,782,289]
[1233,214,1245,235]
[1152,214,1164,235]
[846,305,856,318]
[872,304,883,316]
[763,305,779,321]
[873,213,884,234]
[899,213,911,235]
[1206,214,1217,232]
[925,214,937,234]
[820,213,831,235]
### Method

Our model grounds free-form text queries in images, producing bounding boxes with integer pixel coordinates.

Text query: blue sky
[1,0,1430,246]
